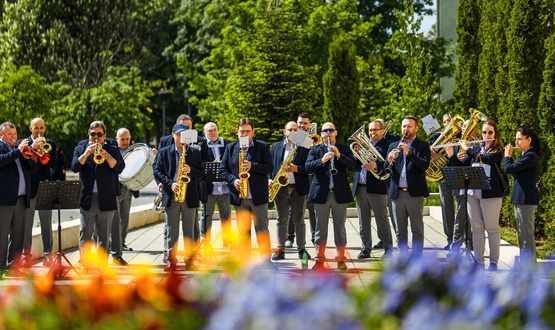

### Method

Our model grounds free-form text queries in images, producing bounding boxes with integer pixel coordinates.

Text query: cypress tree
[322,34,361,142]
[477,0,497,118]
[537,33,555,253]
[500,0,545,143]
[453,0,481,112]
[492,0,513,124]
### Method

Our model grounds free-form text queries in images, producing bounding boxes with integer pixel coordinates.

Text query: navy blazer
[306,142,356,204]
[449,144,503,198]
[269,140,310,196]
[71,140,125,211]
[503,147,540,205]
[203,137,232,196]
[0,142,37,207]
[18,136,59,199]
[352,137,390,197]
[219,139,273,206]
[153,144,203,209]
[387,137,431,199]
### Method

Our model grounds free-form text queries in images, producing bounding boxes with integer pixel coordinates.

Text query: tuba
[174,143,191,203]
[308,122,322,146]
[461,108,487,141]
[269,145,298,202]
[349,124,392,181]
[238,147,250,199]
[93,139,105,164]
[425,113,465,181]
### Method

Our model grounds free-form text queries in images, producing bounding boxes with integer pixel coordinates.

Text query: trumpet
[14,141,50,164]
[327,137,337,175]
[37,133,52,154]
[238,147,250,199]
[93,139,105,164]
[308,122,322,146]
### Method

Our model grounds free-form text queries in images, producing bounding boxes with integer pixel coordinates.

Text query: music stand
[441,166,491,261]
[35,181,82,278]
[197,162,226,262]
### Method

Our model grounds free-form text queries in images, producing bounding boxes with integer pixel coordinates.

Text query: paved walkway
[2,206,523,288]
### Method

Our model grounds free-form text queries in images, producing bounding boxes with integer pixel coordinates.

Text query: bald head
[29,117,46,139]
[116,127,131,150]
[204,122,219,143]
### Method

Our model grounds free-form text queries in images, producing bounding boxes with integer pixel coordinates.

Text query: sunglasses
[322,128,335,134]
[90,132,104,137]
[482,130,494,135]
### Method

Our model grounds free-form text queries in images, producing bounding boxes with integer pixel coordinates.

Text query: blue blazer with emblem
[352,137,390,197]
[71,140,125,211]
[503,147,540,205]
[0,142,37,207]
[306,142,356,204]
[269,140,310,196]
[153,144,203,209]
[386,137,431,199]
[219,139,273,206]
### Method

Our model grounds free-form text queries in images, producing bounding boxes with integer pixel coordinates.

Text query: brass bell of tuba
[461,108,488,141]
[307,122,322,146]
[425,113,465,181]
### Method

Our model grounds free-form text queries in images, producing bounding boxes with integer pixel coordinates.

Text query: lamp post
[157,90,171,135]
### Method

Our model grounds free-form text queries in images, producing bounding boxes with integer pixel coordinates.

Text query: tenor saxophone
[238,147,250,199]
[269,145,298,202]
[174,143,191,203]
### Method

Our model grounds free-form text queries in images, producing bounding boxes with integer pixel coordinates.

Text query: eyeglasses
[322,128,335,134]
[90,132,104,138]
[482,131,494,135]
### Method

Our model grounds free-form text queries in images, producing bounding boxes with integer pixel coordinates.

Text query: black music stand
[197,162,226,262]
[441,166,491,261]
[35,181,82,278]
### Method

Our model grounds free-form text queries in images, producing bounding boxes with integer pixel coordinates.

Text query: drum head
[119,143,150,180]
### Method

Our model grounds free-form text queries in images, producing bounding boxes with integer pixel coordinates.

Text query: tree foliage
[223,2,319,143]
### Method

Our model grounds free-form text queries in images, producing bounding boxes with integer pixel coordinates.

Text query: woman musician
[446,120,504,271]
[502,127,540,262]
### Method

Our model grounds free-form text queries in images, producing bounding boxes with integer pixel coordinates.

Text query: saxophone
[174,143,191,203]
[269,145,298,202]
[238,147,250,199]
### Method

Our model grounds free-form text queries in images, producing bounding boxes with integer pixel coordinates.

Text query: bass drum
[119,143,155,191]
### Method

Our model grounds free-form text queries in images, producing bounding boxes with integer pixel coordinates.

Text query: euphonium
[327,137,337,175]
[238,147,250,199]
[349,124,391,181]
[174,143,191,203]
[269,145,298,202]
[425,113,465,181]
[461,108,487,141]
[308,122,322,146]
[93,139,105,164]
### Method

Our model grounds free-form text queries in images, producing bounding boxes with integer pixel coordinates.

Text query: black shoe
[337,260,347,270]
[123,244,133,252]
[357,250,371,259]
[383,247,393,257]
[113,256,128,266]
[164,260,177,272]
[298,249,312,260]
[373,241,384,249]
[271,249,285,260]
[444,242,452,250]
[488,263,498,271]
